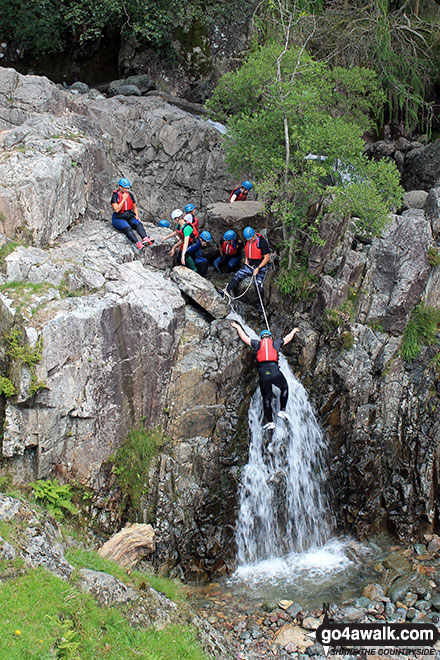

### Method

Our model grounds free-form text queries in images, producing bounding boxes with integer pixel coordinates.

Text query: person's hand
[292,327,300,335]
[170,247,175,256]
[181,256,185,266]
[254,267,260,275]
[230,321,240,330]
[122,192,129,200]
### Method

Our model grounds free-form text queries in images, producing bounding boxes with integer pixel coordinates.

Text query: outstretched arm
[230,321,252,346]
[282,327,300,345]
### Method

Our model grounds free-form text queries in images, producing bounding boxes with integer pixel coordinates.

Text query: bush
[30,478,78,520]
[111,426,164,513]
[401,303,440,362]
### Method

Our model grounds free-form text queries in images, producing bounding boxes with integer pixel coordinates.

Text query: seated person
[213,230,243,273]
[111,178,153,250]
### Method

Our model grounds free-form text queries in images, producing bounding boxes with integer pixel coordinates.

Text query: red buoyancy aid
[114,190,134,212]
[222,240,238,256]
[245,234,263,261]
[256,338,279,363]
[229,187,247,202]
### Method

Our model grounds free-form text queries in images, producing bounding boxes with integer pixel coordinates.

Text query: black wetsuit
[251,338,289,423]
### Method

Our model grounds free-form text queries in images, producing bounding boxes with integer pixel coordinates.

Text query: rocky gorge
[0,61,439,631]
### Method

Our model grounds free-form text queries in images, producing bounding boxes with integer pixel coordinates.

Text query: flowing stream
[234,314,332,566]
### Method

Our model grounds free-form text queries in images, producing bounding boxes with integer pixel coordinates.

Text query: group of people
[111,177,299,431]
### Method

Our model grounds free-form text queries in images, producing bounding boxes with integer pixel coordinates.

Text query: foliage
[0,375,15,397]
[66,547,184,603]
[30,478,79,520]
[252,0,440,134]
[401,303,440,362]
[4,327,45,395]
[207,40,403,292]
[111,426,164,513]
[427,246,440,268]
[0,0,254,57]
[0,568,209,660]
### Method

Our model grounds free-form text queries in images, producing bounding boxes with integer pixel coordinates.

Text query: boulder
[273,622,313,650]
[205,201,265,240]
[98,523,156,567]
[170,266,229,319]
[402,140,440,191]
[402,190,428,210]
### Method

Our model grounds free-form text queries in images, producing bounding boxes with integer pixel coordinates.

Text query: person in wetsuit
[230,322,299,430]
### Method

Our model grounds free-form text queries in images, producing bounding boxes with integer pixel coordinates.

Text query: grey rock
[79,568,138,606]
[21,528,73,580]
[425,186,440,237]
[0,536,17,560]
[70,82,89,94]
[125,75,155,94]
[108,82,142,97]
[387,576,413,603]
[402,140,440,191]
[431,592,440,611]
[170,266,229,319]
[0,494,22,520]
[402,190,429,209]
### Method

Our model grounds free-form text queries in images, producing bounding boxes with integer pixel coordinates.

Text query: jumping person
[229,180,252,203]
[111,178,153,250]
[230,322,300,430]
[226,226,270,305]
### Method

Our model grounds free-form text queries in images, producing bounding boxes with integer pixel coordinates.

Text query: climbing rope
[220,269,271,334]
[253,273,271,334]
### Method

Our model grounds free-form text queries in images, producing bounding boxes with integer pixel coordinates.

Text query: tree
[207,38,403,295]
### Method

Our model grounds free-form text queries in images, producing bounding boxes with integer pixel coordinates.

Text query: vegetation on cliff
[207,39,403,293]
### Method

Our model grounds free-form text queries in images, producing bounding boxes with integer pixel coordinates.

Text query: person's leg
[129,218,147,240]
[184,254,197,271]
[273,371,289,411]
[259,373,274,423]
[112,215,138,244]
[226,255,241,272]
[226,264,252,295]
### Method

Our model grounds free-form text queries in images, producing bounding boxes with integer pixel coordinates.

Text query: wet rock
[415,600,432,612]
[402,139,440,191]
[406,607,417,620]
[431,592,440,611]
[427,535,440,554]
[302,615,322,630]
[354,596,371,608]
[382,552,411,573]
[274,623,313,651]
[414,543,427,555]
[387,577,413,603]
[362,584,385,601]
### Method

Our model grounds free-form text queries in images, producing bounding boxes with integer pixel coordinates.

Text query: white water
[233,314,333,568]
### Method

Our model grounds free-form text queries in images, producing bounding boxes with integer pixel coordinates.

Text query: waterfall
[234,315,332,566]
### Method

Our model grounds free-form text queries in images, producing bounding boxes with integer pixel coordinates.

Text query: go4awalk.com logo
[306,615,440,658]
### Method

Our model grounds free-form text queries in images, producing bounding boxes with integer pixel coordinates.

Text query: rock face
[0,67,232,247]
[1,66,440,580]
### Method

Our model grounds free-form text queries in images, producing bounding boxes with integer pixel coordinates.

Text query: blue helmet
[242,180,253,191]
[223,230,236,241]
[184,203,195,213]
[260,330,272,339]
[118,177,131,188]
[158,219,171,228]
[243,226,255,240]
[200,230,212,242]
